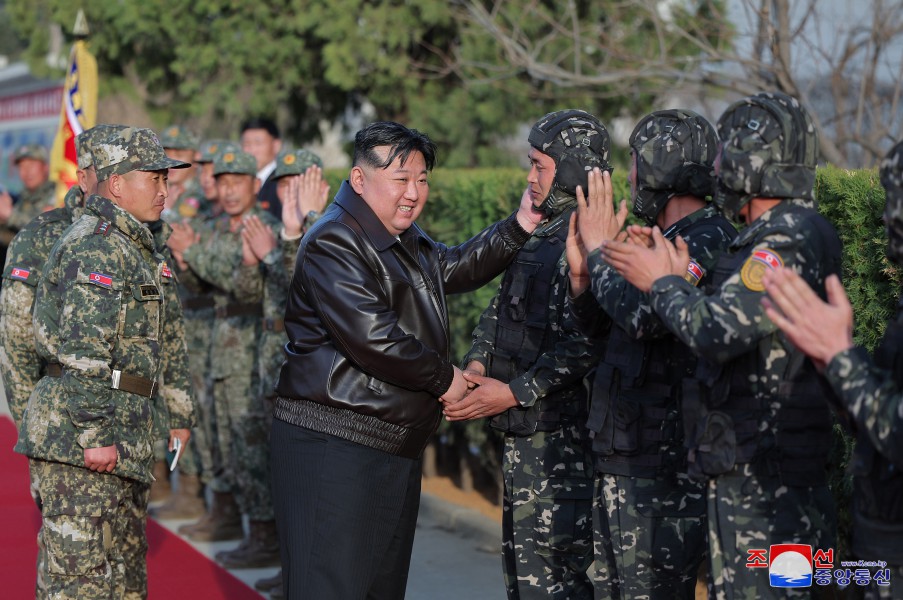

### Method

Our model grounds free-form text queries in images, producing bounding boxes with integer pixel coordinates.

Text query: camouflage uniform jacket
[232,227,294,398]
[825,291,903,562]
[15,194,195,484]
[572,204,736,340]
[464,208,602,408]
[0,186,83,425]
[181,206,280,379]
[647,198,841,480]
[7,179,57,230]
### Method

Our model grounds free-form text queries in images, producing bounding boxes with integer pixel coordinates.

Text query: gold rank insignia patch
[684,260,705,286]
[740,248,783,292]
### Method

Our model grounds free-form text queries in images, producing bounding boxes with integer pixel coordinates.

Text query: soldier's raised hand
[242,214,276,261]
[576,168,628,251]
[566,211,590,296]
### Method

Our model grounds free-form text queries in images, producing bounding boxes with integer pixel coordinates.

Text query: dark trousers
[270,419,422,600]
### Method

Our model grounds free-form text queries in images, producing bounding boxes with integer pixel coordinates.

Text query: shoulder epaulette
[94,220,112,236]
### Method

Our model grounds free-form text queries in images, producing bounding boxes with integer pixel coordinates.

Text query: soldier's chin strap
[538,187,576,219]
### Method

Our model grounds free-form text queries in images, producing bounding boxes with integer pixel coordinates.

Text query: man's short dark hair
[353,121,437,172]
[241,117,280,140]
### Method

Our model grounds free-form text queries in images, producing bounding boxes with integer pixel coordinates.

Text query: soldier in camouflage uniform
[159,124,206,222]
[445,110,610,600]
[1,125,124,428]
[15,127,196,599]
[233,149,328,595]
[167,150,281,564]
[151,140,241,521]
[566,110,736,599]
[763,140,903,599]
[0,144,58,267]
[600,92,842,599]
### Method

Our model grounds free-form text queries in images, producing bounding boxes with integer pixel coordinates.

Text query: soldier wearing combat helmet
[446,109,610,599]
[600,92,842,598]
[16,126,196,598]
[763,140,903,598]
[566,109,736,597]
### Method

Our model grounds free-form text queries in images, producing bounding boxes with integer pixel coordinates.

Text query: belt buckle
[150,379,158,397]
[111,369,122,390]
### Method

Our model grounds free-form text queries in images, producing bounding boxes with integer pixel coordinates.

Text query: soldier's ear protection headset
[715,92,818,220]
[528,110,612,199]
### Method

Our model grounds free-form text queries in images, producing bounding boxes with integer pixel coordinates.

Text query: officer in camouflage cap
[1,124,126,429]
[566,109,736,598]
[15,126,196,598]
[762,139,903,599]
[0,143,57,264]
[158,125,204,223]
[445,109,611,599]
[195,139,241,215]
[599,92,842,598]
[166,147,282,570]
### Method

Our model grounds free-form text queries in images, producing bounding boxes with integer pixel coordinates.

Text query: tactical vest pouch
[688,411,736,481]
[611,398,642,455]
[585,365,615,451]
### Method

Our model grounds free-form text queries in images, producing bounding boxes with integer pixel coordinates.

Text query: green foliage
[815,165,900,559]
[5,0,721,167]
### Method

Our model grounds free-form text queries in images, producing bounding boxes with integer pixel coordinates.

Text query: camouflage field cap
[13,143,49,164]
[273,149,324,179]
[528,109,612,216]
[75,124,128,170]
[197,139,240,163]
[880,139,903,265]
[630,109,719,225]
[715,91,818,221]
[93,127,191,182]
[213,149,258,177]
[158,124,199,150]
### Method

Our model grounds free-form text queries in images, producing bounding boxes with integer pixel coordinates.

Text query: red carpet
[0,416,260,599]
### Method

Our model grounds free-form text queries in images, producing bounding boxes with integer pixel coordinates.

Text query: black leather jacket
[274,181,530,458]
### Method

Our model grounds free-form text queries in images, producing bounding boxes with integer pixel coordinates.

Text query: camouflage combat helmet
[630,109,719,226]
[158,125,199,151]
[880,139,903,265]
[528,109,612,217]
[93,127,190,182]
[273,149,323,180]
[197,139,241,164]
[715,91,819,221]
[76,124,128,170]
[213,149,258,177]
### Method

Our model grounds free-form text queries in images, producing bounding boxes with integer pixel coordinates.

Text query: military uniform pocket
[121,282,161,340]
[531,477,594,557]
[42,497,112,577]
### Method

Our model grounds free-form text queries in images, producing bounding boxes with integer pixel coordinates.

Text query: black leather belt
[46,363,157,398]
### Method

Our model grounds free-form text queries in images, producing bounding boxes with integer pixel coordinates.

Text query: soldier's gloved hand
[84,445,118,473]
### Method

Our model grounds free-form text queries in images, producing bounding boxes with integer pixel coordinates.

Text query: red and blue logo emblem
[769,544,812,588]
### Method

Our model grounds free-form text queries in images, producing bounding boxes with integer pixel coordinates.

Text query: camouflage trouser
[29,459,150,600]
[211,372,273,520]
[592,472,707,599]
[502,424,594,600]
[707,464,836,600]
[177,311,216,482]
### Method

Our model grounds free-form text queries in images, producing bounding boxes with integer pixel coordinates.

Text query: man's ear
[350,165,365,195]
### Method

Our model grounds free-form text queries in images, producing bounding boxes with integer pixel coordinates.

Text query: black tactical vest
[587,216,732,478]
[683,205,841,485]
[851,293,903,564]
[488,209,584,435]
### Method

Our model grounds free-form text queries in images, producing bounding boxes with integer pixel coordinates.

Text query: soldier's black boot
[215,519,280,568]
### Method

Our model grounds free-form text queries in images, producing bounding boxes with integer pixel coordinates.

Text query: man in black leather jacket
[270,121,542,600]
